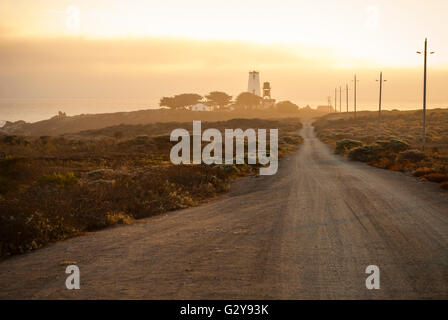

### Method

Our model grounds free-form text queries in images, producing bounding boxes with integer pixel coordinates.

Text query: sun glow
[1,0,447,67]
[0,0,447,109]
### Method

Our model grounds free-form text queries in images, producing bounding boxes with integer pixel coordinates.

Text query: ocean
[0,98,159,124]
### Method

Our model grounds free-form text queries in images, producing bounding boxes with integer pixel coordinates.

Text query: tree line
[159,91,299,113]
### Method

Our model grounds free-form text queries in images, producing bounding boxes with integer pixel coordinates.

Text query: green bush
[348,145,383,162]
[397,149,425,162]
[0,156,33,195]
[2,135,28,145]
[376,139,410,153]
[38,172,79,187]
[335,139,363,154]
[280,135,302,145]
[135,135,150,144]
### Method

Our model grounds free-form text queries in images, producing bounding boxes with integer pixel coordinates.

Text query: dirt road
[1,121,447,299]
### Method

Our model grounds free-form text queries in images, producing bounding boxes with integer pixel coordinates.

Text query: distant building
[248,71,261,96]
[190,103,213,112]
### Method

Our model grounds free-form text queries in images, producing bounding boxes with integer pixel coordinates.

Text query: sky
[0,0,447,113]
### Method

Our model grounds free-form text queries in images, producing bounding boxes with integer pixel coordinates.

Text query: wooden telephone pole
[417,38,434,150]
[334,88,337,112]
[376,72,387,136]
[352,75,359,119]
[339,86,342,113]
[345,84,349,113]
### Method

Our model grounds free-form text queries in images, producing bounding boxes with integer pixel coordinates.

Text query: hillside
[0,108,329,137]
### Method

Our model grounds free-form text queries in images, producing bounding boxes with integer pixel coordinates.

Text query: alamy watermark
[170,121,278,175]
[65,265,80,290]
[365,265,380,289]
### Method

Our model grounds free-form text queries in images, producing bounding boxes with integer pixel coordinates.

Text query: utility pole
[339,86,342,113]
[417,38,435,150]
[376,72,387,136]
[346,84,349,113]
[352,75,359,119]
[334,88,337,112]
[354,75,357,118]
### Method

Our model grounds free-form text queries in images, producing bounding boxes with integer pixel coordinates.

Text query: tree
[159,94,202,109]
[173,93,202,109]
[235,92,261,110]
[302,105,312,111]
[159,97,176,109]
[276,100,299,113]
[205,91,232,110]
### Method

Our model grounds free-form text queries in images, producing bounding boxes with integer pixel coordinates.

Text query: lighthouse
[247,71,261,96]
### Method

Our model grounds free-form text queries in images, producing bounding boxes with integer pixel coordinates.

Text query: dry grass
[412,167,435,177]
[0,118,302,258]
[314,109,448,189]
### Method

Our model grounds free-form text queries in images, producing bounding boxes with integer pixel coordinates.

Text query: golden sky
[0,0,447,109]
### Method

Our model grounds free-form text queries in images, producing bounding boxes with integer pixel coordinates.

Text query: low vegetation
[314,109,448,190]
[0,105,332,137]
[0,118,302,258]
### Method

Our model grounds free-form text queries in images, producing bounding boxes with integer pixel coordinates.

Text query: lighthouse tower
[247,71,261,96]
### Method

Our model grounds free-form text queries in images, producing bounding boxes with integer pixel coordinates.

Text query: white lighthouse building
[247,71,261,96]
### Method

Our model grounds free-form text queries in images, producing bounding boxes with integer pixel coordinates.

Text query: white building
[248,71,261,96]
[190,103,213,112]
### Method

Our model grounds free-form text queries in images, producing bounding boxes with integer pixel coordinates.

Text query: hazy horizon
[0,0,447,121]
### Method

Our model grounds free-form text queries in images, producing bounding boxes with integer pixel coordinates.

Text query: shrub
[412,167,434,177]
[388,163,408,172]
[397,149,425,162]
[0,156,34,195]
[335,139,363,154]
[348,145,383,162]
[135,135,150,144]
[376,139,410,153]
[2,135,27,145]
[38,172,79,187]
[0,197,81,256]
[421,173,448,183]
[370,157,393,169]
[105,212,134,225]
[113,131,123,140]
[281,135,302,145]
[39,136,51,144]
